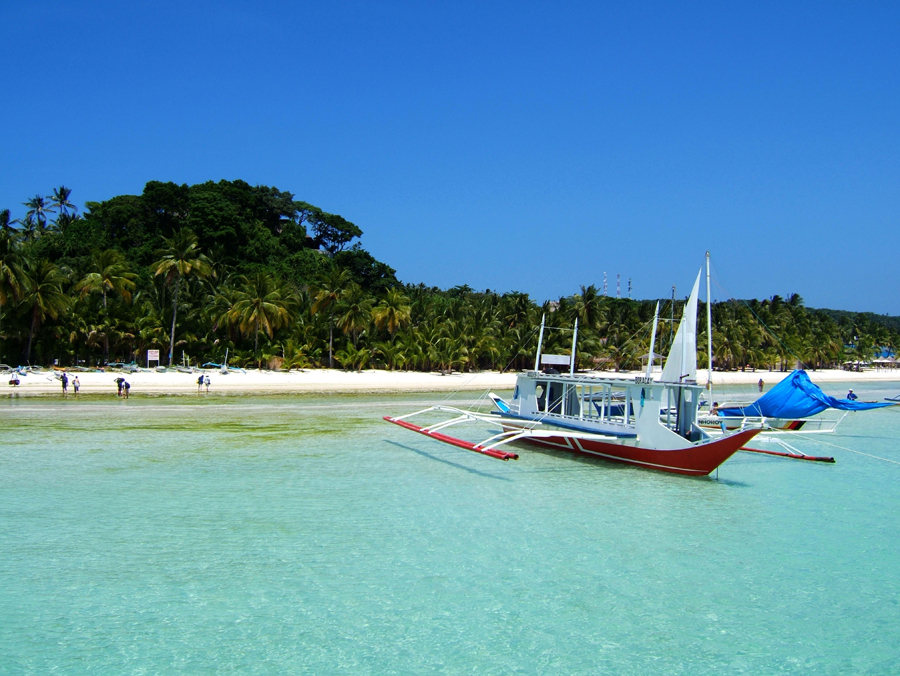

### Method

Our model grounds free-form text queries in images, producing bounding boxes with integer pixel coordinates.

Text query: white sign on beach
[147,350,160,361]
[541,354,571,366]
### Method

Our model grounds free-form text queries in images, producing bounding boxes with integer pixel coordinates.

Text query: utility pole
[670,285,676,344]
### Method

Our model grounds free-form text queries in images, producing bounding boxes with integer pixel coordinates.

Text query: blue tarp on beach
[718,370,893,418]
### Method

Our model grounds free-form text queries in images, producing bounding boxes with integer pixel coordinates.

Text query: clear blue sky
[2,1,898,312]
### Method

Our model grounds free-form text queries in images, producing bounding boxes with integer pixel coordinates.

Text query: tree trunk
[26,306,38,364]
[103,289,109,364]
[169,281,180,366]
[328,312,334,368]
[254,316,260,367]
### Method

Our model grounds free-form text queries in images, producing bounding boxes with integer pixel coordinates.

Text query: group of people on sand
[114,377,131,398]
[197,373,211,393]
[59,372,81,395]
[13,370,215,397]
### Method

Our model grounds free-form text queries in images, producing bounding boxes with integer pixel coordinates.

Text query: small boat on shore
[386,258,762,476]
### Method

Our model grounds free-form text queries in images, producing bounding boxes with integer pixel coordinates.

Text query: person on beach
[122,381,131,399]
[758,378,764,392]
[197,374,204,392]
[73,376,80,395]
[115,377,125,396]
[711,402,726,432]
[61,372,68,395]
[847,389,858,401]
[204,373,210,392]
[10,371,19,386]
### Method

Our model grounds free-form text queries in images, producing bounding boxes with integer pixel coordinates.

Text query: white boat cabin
[504,371,705,446]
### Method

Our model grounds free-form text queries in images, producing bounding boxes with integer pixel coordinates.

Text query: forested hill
[27,179,398,293]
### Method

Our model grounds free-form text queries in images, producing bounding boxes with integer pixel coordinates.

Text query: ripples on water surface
[2,383,899,674]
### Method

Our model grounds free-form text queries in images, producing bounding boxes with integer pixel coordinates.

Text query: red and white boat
[385,259,762,476]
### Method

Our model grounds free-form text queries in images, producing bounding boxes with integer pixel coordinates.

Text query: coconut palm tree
[0,210,25,308]
[372,288,411,336]
[227,273,293,365]
[337,283,373,348]
[23,195,56,233]
[75,250,138,363]
[311,267,351,368]
[20,258,70,364]
[153,229,212,365]
[50,186,77,218]
[573,284,604,331]
[76,249,137,309]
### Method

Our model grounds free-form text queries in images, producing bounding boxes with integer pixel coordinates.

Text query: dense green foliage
[2,181,898,371]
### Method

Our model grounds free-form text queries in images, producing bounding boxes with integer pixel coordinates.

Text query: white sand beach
[5,367,900,397]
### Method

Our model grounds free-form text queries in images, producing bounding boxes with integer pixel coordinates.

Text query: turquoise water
[2,385,900,674]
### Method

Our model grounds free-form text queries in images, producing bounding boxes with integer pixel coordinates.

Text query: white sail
[660,269,702,384]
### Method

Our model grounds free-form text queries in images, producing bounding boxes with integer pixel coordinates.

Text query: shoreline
[4,367,900,398]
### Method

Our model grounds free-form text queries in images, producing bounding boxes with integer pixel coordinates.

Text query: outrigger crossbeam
[384,405,630,462]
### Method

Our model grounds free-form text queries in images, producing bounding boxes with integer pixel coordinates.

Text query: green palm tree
[50,186,77,218]
[76,249,137,309]
[0,210,25,307]
[280,338,311,371]
[20,258,70,364]
[227,273,293,365]
[372,288,411,336]
[311,267,351,368]
[153,229,212,365]
[573,284,604,331]
[23,195,56,233]
[337,283,373,348]
[75,250,137,363]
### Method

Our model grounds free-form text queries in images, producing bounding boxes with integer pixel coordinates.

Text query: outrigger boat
[698,369,892,434]
[385,259,762,476]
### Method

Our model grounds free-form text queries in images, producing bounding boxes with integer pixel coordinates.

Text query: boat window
[535,382,546,411]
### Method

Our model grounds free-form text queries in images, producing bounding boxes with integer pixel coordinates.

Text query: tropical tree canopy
[1,180,898,373]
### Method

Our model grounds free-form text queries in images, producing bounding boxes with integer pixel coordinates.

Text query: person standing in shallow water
[61,372,68,395]
[204,374,210,393]
[197,374,204,393]
[72,376,80,396]
[122,381,131,399]
[115,377,125,396]
[758,378,764,392]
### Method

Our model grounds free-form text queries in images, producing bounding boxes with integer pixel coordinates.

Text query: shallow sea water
[2,382,899,674]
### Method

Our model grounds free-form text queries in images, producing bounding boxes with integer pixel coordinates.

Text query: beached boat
[385,260,762,476]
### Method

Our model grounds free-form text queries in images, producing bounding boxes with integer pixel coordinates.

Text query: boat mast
[534,314,546,371]
[646,301,659,378]
[706,251,713,406]
[570,318,578,376]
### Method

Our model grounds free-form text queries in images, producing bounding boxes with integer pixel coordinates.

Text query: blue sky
[2,1,898,312]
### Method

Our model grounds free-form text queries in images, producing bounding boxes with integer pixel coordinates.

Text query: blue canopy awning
[718,370,893,418]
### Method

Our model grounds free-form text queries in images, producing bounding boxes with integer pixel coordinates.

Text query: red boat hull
[384,415,760,475]
[503,425,761,475]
